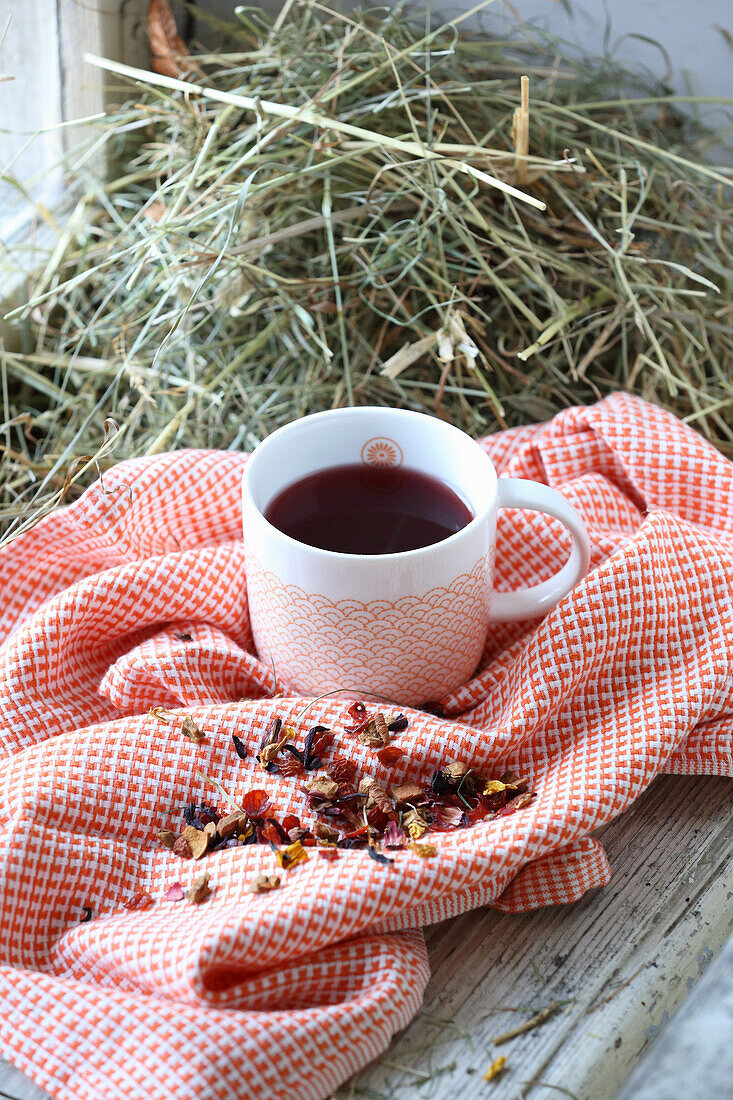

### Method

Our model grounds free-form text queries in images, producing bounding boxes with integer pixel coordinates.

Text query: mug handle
[491,478,591,622]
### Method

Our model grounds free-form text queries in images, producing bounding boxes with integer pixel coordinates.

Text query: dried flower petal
[232,735,248,760]
[183,824,210,860]
[276,840,309,869]
[123,891,153,911]
[314,823,340,843]
[483,779,508,796]
[158,828,176,850]
[496,792,535,817]
[431,804,464,829]
[180,716,206,744]
[282,814,301,832]
[247,874,281,894]
[318,847,340,861]
[188,872,212,904]
[384,820,408,848]
[484,1055,507,1082]
[165,882,185,901]
[172,835,193,859]
[376,746,405,768]
[408,841,437,858]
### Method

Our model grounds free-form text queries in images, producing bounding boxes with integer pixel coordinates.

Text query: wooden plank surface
[338,773,733,1099]
[0,775,731,1100]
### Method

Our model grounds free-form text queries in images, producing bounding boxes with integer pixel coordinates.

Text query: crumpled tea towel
[0,394,731,1100]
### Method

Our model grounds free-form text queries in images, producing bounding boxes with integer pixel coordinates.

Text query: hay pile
[2,0,731,541]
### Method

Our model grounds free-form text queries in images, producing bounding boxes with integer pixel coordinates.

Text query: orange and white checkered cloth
[0,394,731,1100]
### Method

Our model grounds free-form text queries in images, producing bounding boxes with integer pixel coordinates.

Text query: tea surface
[264,463,473,554]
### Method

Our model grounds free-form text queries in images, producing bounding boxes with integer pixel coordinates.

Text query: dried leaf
[380,331,437,379]
[148,0,189,80]
[483,1055,507,1082]
[367,845,394,865]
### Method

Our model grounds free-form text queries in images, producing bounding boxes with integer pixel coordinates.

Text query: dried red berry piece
[241,790,270,816]
[376,746,405,768]
[328,756,358,785]
[172,835,193,859]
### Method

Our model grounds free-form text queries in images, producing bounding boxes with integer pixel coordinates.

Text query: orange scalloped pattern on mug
[246,554,491,705]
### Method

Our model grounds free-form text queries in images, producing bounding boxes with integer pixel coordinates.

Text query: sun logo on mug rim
[361,437,403,469]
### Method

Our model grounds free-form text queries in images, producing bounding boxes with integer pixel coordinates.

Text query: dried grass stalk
[1,2,731,541]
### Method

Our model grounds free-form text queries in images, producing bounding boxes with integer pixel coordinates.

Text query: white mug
[242,407,590,706]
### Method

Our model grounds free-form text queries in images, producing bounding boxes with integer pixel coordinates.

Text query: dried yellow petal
[483,1055,506,1082]
[408,842,437,858]
[276,840,309,870]
[483,780,507,796]
[403,808,428,840]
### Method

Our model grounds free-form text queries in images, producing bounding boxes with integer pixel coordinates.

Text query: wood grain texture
[0,775,731,1100]
[339,774,733,1099]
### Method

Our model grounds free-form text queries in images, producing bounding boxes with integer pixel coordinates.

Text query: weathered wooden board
[337,774,733,1100]
[1,775,731,1100]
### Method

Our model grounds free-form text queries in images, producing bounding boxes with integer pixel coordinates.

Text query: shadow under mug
[242,407,590,706]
